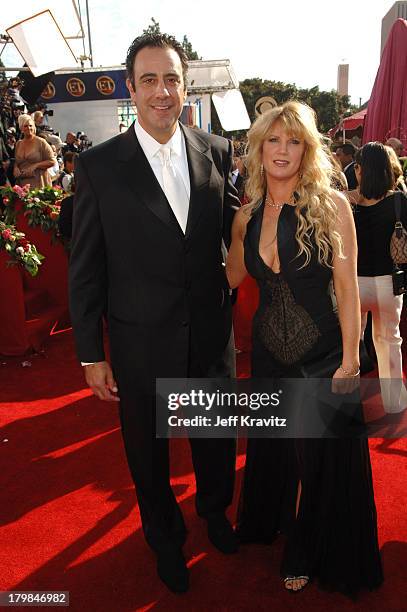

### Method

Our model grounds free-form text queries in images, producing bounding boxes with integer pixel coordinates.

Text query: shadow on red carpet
[0,330,406,611]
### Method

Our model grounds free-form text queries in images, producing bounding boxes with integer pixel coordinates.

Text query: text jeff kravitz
[168,415,287,427]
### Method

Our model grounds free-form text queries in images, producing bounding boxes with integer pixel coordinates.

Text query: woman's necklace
[265,193,284,209]
[265,191,296,209]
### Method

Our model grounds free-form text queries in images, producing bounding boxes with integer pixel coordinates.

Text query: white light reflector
[1,1,83,39]
[6,10,77,77]
[212,89,251,132]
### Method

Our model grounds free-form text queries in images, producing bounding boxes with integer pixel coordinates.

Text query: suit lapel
[117,125,183,236]
[181,125,213,239]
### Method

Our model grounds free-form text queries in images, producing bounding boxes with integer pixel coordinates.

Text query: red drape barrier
[17,215,68,307]
[0,209,69,356]
[363,18,407,147]
[0,251,30,355]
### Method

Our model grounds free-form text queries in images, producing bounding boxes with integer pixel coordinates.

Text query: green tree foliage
[142,17,161,36]
[182,35,200,60]
[211,78,358,138]
[141,20,200,60]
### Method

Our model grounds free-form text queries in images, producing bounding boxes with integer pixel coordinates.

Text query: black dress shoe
[157,548,189,594]
[206,514,239,554]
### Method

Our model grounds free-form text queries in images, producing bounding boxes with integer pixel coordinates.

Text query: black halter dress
[236,202,383,595]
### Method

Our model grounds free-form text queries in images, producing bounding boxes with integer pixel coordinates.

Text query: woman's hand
[331,366,360,394]
[13,165,21,178]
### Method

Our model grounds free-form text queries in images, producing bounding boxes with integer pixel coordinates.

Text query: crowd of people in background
[0,76,91,193]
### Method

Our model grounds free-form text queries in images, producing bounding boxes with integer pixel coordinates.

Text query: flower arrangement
[0,184,31,224]
[24,195,62,242]
[29,185,64,204]
[1,185,64,243]
[0,221,44,276]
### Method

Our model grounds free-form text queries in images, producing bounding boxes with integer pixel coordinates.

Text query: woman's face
[22,120,36,138]
[262,120,305,181]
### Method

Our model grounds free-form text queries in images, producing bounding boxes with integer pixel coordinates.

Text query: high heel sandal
[283,575,309,592]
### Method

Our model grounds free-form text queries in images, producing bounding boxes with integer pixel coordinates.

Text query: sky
[1,0,399,105]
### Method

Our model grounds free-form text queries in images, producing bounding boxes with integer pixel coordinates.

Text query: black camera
[392,266,406,295]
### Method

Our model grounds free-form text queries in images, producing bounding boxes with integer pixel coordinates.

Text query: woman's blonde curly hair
[245,100,344,268]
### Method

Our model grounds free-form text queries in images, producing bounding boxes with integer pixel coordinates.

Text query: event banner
[156,378,407,439]
[38,69,129,104]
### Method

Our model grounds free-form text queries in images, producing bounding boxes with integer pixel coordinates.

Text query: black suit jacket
[344,161,358,190]
[69,123,239,390]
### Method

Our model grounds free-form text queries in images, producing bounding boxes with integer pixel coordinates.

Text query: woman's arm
[30,138,56,172]
[226,206,250,288]
[331,191,361,378]
[34,159,55,170]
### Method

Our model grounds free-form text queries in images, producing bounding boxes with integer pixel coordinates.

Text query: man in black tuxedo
[69,33,239,593]
[335,142,358,189]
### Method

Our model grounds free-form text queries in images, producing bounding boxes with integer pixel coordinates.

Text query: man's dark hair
[355,142,394,200]
[126,33,188,89]
[63,151,78,166]
[337,143,356,157]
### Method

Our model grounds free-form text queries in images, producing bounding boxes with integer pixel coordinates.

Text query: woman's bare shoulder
[343,189,360,205]
[331,189,354,211]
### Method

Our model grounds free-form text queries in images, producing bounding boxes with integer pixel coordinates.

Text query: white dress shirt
[134,120,191,202]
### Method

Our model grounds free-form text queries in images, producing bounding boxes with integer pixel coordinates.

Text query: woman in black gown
[226,101,383,595]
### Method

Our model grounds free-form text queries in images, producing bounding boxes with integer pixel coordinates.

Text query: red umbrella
[362,18,407,151]
[342,108,367,131]
[328,109,367,139]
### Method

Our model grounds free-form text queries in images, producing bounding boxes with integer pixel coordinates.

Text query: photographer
[62,132,79,155]
[76,131,92,152]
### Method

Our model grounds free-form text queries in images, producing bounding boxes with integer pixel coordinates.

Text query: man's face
[386,140,403,157]
[126,45,186,144]
[66,133,76,145]
[335,147,351,168]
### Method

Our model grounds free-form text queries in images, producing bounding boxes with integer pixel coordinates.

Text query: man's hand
[84,361,120,402]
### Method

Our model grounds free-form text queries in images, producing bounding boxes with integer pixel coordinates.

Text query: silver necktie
[158,146,189,233]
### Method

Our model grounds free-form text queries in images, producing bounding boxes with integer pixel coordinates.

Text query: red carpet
[0,330,406,611]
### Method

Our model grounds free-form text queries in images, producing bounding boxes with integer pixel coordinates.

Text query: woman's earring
[260,164,264,176]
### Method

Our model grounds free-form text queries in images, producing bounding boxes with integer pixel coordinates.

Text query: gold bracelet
[339,364,360,377]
